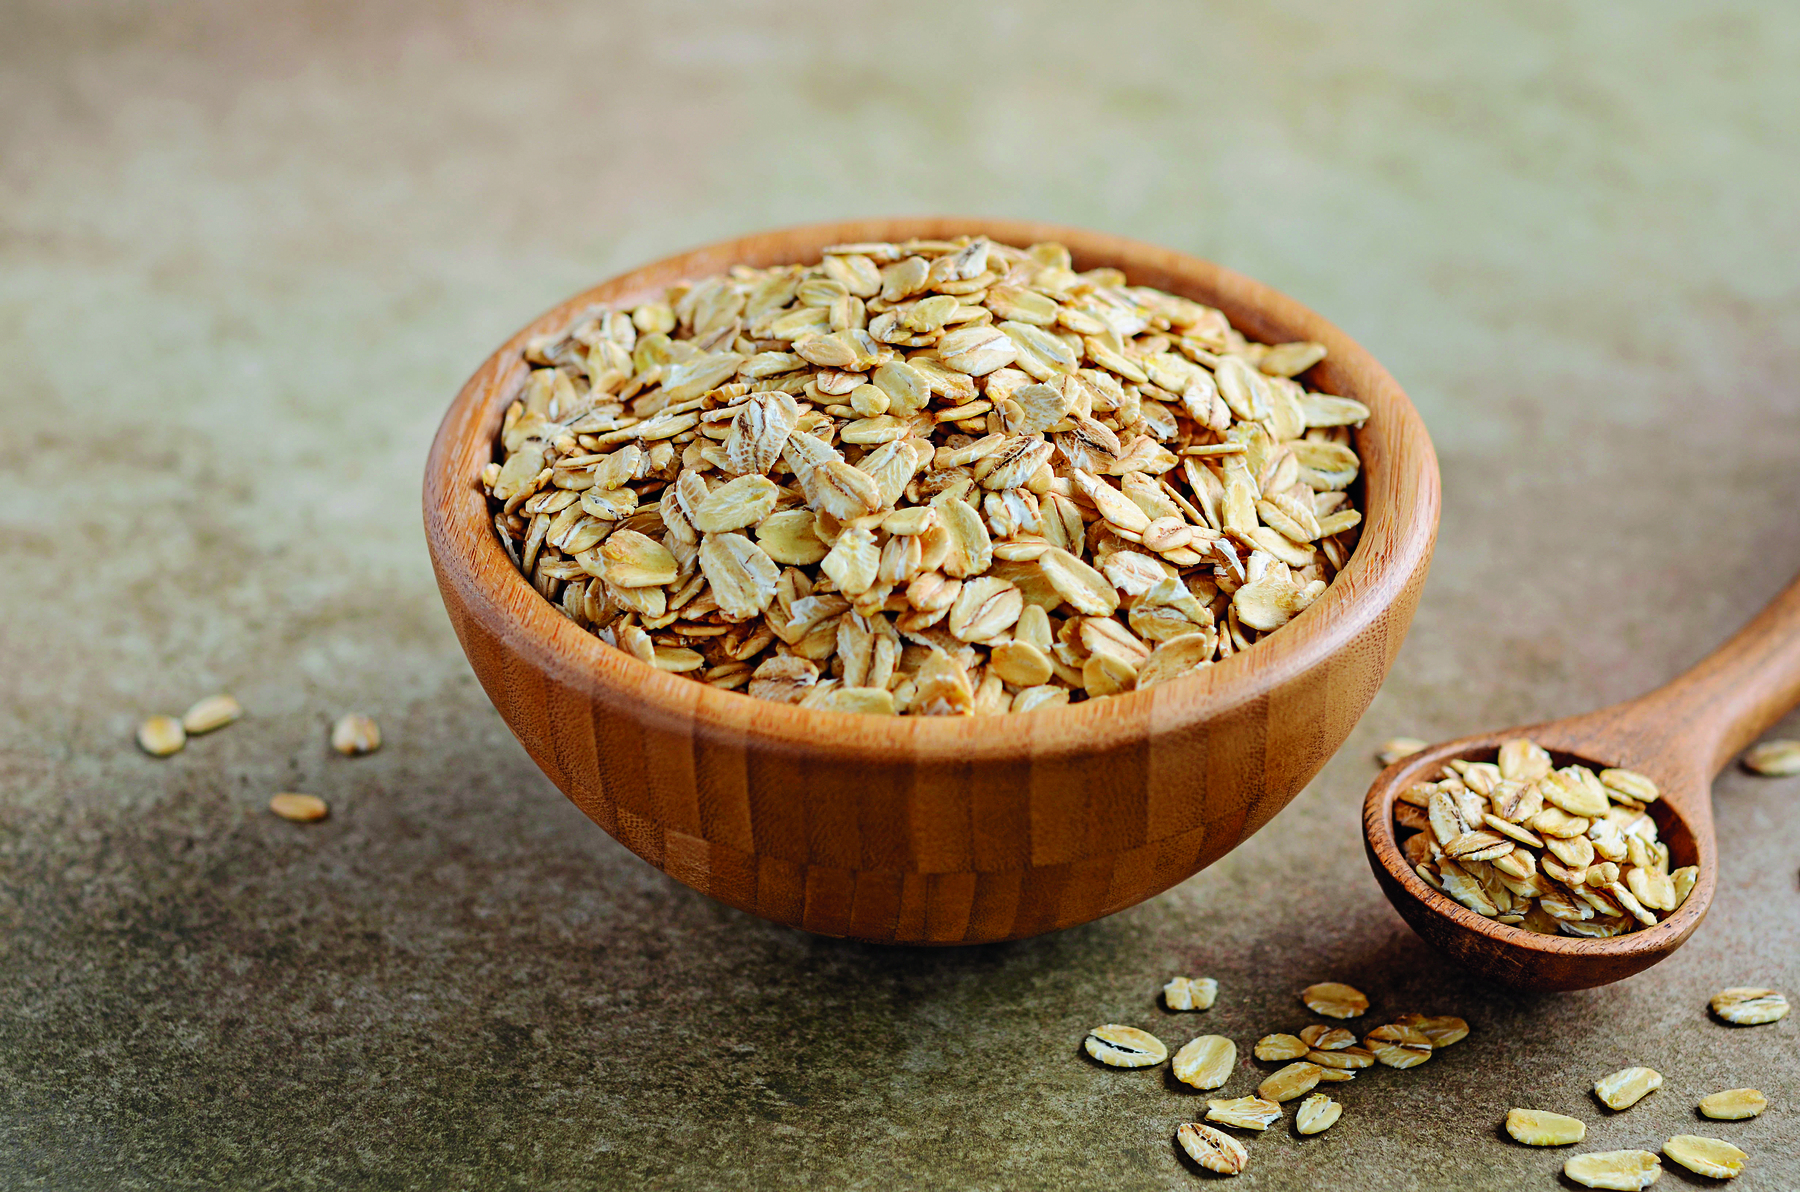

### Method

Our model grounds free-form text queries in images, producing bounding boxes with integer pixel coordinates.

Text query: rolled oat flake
[1393,1013,1468,1047]
[1300,982,1369,1019]
[1081,1024,1166,1068]
[1662,1134,1747,1180]
[1697,1088,1767,1120]
[1171,1035,1235,1090]
[1294,1092,1341,1135]
[270,793,329,822]
[1709,987,1789,1025]
[136,714,186,757]
[181,693,242,734]
[1563,1149,1663,1190]
[1163,976,1218,1011]
[1593,1066,1662,1110]
[1258,1061,1322,1102]
[1205,1095,1281,1130]
[1741,738,1800,775]
[1254,1033,1308,1062]
[1505,1108,1586,1146]
[331,713,382,756]
[1365,1023,1433,1069]
[1176,1122,1248,1176]
[1378,736,1427,764]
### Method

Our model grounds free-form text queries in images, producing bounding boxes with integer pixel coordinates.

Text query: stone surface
[2,1,1797,1188]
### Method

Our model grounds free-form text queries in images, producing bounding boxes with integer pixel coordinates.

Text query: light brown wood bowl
[423,217,1440,944]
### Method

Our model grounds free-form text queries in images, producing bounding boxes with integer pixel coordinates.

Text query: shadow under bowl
[423,216,1440,944]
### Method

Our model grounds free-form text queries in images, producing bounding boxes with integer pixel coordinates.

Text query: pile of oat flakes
[482,235,1367,714]
[1394,738,1696,938]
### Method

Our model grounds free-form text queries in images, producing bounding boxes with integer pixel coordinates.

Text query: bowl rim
[423,216,1440,762]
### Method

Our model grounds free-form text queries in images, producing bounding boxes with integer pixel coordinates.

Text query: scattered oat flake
[1294,1092,1341,1135]
[1205,1096,1282,1131]
[1298,1025,1355,1050]
[1172,1035,1235,1090]
[1392,1014,1468,1047]
[1258,1061,1322,1102]
[1082,1024,1166,1068]
[1254,1033,1308,1062]
[1506,1108,1586,1146]
[1709,987,1789,1025]
[181,693,242,734]
[1563,1150,1662,1190]
[1176,1122,1248,1175]
[1662,1135,1746,1180]
[1163,976,1218,1011]
[1364,1024,1432,1069]
[1307,1045,1374,1070]
[1379,736,1428,765]
[1741,739,1800,776]
[1697,1088,1766,1120]
[331,713,382,756]
[270,793,329,822]
[1594,1066,1662,1110]
[1301,982,1369,1019]
[137,715,186,757]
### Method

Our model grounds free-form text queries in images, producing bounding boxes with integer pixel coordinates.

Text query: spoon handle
[1603,570,1800,776]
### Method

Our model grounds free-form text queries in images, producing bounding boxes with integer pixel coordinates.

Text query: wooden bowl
[423,217,1440,944]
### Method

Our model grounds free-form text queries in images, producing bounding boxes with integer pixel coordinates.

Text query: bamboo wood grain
[423,217,1440,944]
[1364,570,1800,989]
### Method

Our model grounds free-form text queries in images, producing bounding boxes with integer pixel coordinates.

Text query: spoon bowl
[1364,572,1800,990]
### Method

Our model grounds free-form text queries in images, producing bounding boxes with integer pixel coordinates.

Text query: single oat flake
[1301,982,1369,1019]
[1709,987,1789,1025]
[1741,739,1800,776]
[1378,736,1427,765]
[1594,1066,1662,1110]
[1563,1150,1662,1190]
[1205,1096,1282,1130]
[270,793,329,822]
[1254,1033,1308,1062]
[1505,1108,1586,1146]
[181,693,242,734]
[1307,1045,1373,1070]
[1172,1035,1235,1090]
[1697,1088,1766,1120]
[1082,1024,1166,1068]
[1662,1135,1746,1180]
[1257,1061,1322,1102]
[1294,1092,1341,1135]
[1364,1024,1432,1069]
[483,236,1368,716]
[1163,976,1218,1011]
[331,713,382,756]
[137,714,186,757]
[1176,1122,1249,1175]
[1298,1024,1355,1050]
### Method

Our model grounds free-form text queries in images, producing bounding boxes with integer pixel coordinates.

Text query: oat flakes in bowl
[479,234,1369,715]
[424,218,1438,943]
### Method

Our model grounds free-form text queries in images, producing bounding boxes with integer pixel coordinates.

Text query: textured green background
[2,1,1796,1188]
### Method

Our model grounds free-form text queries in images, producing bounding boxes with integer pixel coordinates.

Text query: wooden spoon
[1364,572,1800,990]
